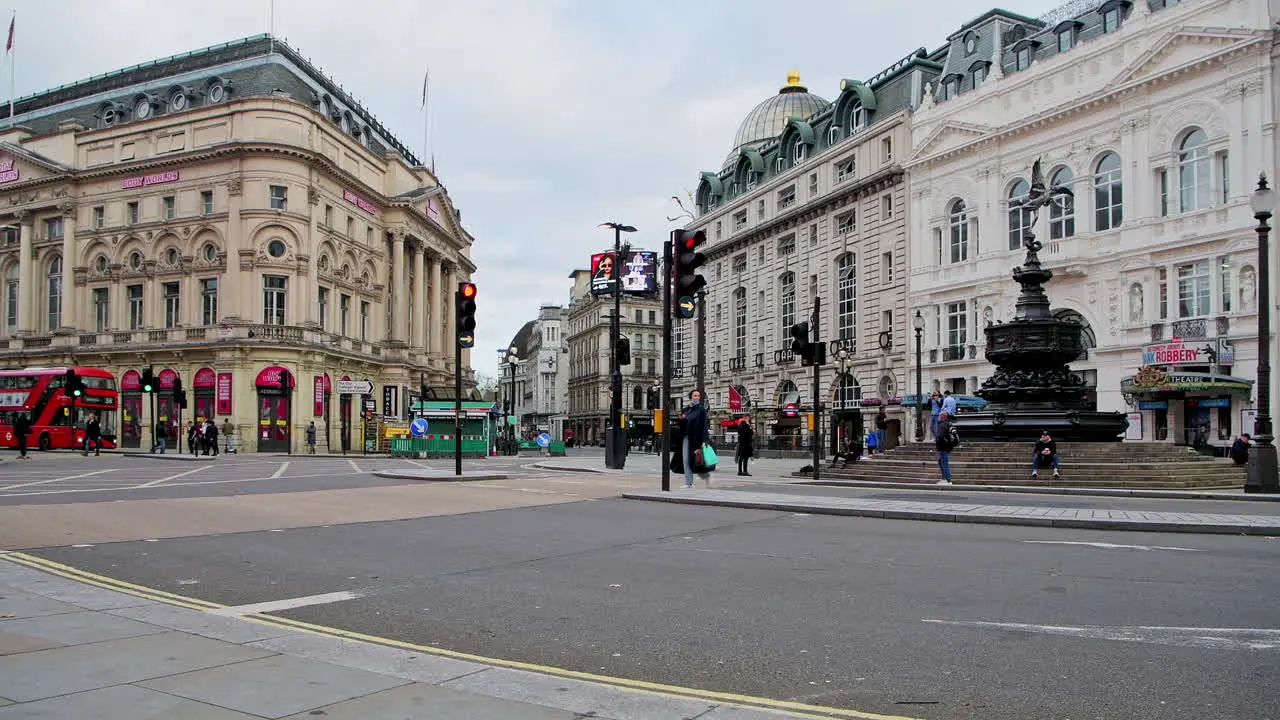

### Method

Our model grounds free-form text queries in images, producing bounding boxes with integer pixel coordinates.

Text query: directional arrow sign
[336,379,374,395]
[678,296,696,319]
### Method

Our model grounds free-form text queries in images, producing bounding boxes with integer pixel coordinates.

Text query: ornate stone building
[565,269,663,445]
[905,0,1273,447]
[682,62,931,450]
[0,35,477,453]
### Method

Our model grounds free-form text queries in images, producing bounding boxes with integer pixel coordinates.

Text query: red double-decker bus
[0,366,119,451]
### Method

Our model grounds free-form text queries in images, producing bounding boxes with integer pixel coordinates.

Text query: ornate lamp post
[600,221,637,469]
[1246,175,1278,493]
[836,348,852,451]
[505,345,519,456]
[913,310,926,442]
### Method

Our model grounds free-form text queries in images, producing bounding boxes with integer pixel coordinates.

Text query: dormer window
[1054,20,1081,52]
[971,63,988,87]
[792,143,807,165]
[964,33,978,55]
[941,76,960,100]
[1015,46,1032,70]
[775,157,786,174]
[746,172,758,191]
[1097,1,1130,33]
[828,125,840,145]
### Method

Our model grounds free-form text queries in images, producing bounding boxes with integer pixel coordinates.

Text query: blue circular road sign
[410,418,429,437]
[537,433,552,448]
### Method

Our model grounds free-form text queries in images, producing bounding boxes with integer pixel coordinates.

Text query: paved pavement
[0,554,817,720]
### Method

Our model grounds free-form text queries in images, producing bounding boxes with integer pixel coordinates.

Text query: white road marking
[270,462,291,479]
[546,479,585,485]
[133,465,212,488]
[348,459,361,474]
[922,619,1280,650]
[206,590,364,617]
[1023,540,1203,552]
[0,470,368,498]
[0,469,120,491]
[406,460,431,469]
[71,544,94,548]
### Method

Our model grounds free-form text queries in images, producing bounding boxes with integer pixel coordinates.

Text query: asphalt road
[30,496,1280,720]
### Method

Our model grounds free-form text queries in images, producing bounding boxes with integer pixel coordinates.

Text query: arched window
[1007,179,1031,251]
[3,264,17,333]
[777,379,798,405]
[1178,128,1210,212]
[792,141,807,166]
[1093,152,1123,231]
[836,373,860,409]
[779,272,796,341]
[836,253,857,342]
[733,287,747,359]
[1049,167,1076,239]
[47,255,62,331]
[948,199,969,263]
[849,102,866,132]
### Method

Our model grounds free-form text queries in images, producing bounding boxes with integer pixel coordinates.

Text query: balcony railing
[941,345,967,361]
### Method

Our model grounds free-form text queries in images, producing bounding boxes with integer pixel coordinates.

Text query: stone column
[411,243,425,349]
[59,205,77,331]
[15,211,33,334]
[443,262,455,366]
[429,253,442,356]
[223,177,244,322]
[300,184,321,328]
[391,232,407,344]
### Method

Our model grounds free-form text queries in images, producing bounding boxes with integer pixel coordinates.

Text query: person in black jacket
[935,412,956,484]
[13,413,31,459]
[83,414,101,456]
[678,389,712,488]
[1032,431,1060,478]
[735,419,754,476]
[1230,433,1251,465]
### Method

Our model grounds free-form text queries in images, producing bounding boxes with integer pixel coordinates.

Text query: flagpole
[421,69,429,170]
[8,11,14,125]
[269,0,275,53]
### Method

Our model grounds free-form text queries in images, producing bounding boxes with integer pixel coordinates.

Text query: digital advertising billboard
[591,250,657,296]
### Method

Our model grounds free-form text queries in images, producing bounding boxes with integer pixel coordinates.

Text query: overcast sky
[13,0,1062,377]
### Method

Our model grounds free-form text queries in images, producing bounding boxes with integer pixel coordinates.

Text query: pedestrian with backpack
[935,411,958,484]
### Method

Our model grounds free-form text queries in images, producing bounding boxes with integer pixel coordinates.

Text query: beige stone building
[0,35,477,453]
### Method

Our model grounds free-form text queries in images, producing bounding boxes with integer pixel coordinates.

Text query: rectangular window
[93,206,105,228]
[882,309,893,340]
[44,217,63,239]
[263,276,287,325]
[809,224,818,246]
[732,254,747,274]
[808,173,818,198]
[128,285,144,329]
[1157,169,1169,217]
[947,301,968,350]
[880,137,893,163]
[647,333,656,351]
[835,158,856,184]
[715,221,722,240]
[1058,30,1073,53]
[127,201,139,224]
[757,199,765,220]
[1015,46,1031,70]
[163,196,175,219]
[881,195,893,219]
[837,211,856,236]
[163,281,181,328]
[837,255,856,342]
[4,273,16,331]
[881,251,894,284]
[346,216,355,237]
[360,301,370,341]
[201,191,214,215]
[777,235,796,257]
[779,276,796,341]
[1158,268,1168,320]
[647,358,656,375]
[366,226,374,245]
[648,310,656,324]
[1219,256,1233,313]
[1218,152,1230,204]
[1102,8,1121,33]
[269,185,288,210]
[734,290,747,358]
[733,210,747,231]
[324,205,333,226]
[200,278,218,326]
[318,287,329,331]
[1177,260,1210,318]
[340,294,351,336]
[92,287,109,332]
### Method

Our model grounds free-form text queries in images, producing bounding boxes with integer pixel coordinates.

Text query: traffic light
[140,366,156,393]
[790,322,814,366]
[173,376,188,409]
[616,337,631,366]
[671,229,707,319]
[64,369,83,398]
[457,282,477,348]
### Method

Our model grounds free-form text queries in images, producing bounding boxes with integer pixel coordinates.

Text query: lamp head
[912,310,926,331]
[1251,174,1276,216]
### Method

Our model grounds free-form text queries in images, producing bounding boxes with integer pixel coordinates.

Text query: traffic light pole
[606,225,626,470]
[660,237,673,492]
[150,391,157,453]
[695,289,707,398]
[454,287,463,477]
[811,297,822,482]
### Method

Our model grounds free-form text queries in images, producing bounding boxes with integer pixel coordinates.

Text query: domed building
[677,52,939,454]
[725,72,830,167]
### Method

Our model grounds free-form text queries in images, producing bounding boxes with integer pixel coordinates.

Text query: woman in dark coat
[735,419,754,476]
[679,389,712,488]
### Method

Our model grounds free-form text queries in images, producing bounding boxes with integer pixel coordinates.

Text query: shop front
[256,366,294,453]
[193,368,217,423]
[1121,364,1253,449]
[339,375,353,454]
[156,369,180,448]
[120,370,143,449]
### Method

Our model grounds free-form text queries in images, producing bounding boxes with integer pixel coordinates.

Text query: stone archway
[1052,307,1095,360]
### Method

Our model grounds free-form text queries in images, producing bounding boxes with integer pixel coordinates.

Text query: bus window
[83,376,116,390]
[97,409,118,438]
[0,376,38,389]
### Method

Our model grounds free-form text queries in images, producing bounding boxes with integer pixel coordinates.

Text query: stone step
[877,449,1221,462]
[802,477,1241,490]
[854,459,1242,473]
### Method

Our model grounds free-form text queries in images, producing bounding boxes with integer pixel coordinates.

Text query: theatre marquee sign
[1142,339,1233,367]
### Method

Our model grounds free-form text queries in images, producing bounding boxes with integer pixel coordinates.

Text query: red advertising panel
[216,372,233,415]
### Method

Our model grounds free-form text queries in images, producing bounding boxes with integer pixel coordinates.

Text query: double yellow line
[1,552,923,720]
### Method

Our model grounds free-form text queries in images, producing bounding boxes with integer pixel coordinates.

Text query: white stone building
[904,0,1274,449]
[498,305,569,441]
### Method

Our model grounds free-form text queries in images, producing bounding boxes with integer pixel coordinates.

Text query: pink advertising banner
[121,170,180,189]
[342,189,377,215]
[216,372,233,416]
[313,375,326,417]
[0,158,18,184]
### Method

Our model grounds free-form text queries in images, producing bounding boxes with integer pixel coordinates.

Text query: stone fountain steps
[878,443,1221,462]
[804,474,1240,490]
[841,459,1241,475]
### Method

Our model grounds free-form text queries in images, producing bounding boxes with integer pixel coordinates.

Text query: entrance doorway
[255,366,293,453]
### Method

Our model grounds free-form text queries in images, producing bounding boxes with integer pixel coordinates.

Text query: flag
[728,384,742,411]
[6,16,13,53]
[421,71,428,108]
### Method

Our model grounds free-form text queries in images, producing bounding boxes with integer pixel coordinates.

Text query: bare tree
[474,372,499,401]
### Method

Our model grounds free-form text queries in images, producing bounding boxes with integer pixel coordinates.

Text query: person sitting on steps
[1032,431,1061,478]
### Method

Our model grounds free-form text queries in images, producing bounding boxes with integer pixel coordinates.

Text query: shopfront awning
[1121,370,1253,398]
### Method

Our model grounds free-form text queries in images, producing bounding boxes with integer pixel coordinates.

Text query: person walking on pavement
[153,422,167,454]
[13,413,31,459]
[942,390,958,418]
[735,419,754,476]
[1230,433,1251,465]
[204,420,219,456]
[935,411,958,484]
[1031,431,1061,478]
[865,428,879,457]
[874,408,888,451]
[221,418,236,454]
[306,421,317,455]
[929,392,943,439]
[679,389,712,489]
[82,413,101,456]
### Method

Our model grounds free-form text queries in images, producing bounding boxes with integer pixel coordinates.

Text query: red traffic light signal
[457,282,478,348]
[460,282,477,300]
[672,229,708,320]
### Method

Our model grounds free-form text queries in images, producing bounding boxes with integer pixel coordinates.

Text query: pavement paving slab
[280,682,583,720]
[0,684,263,719]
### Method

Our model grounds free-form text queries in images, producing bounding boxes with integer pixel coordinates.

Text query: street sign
[678,296,695,319]
[410,418,429,437]
[537,433,551,448]
[336,379,373,395]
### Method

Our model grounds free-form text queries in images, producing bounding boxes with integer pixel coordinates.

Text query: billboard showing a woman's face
[591,251,656,296]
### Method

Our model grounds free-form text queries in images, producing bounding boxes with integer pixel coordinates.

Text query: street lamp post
[505,345,519,456]
[601,221,637,470]
[1247,175,1278,493]
[913,310,926,442]
[836,348,851,453]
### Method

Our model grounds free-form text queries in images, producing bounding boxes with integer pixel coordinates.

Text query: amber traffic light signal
[457,282,477,348]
